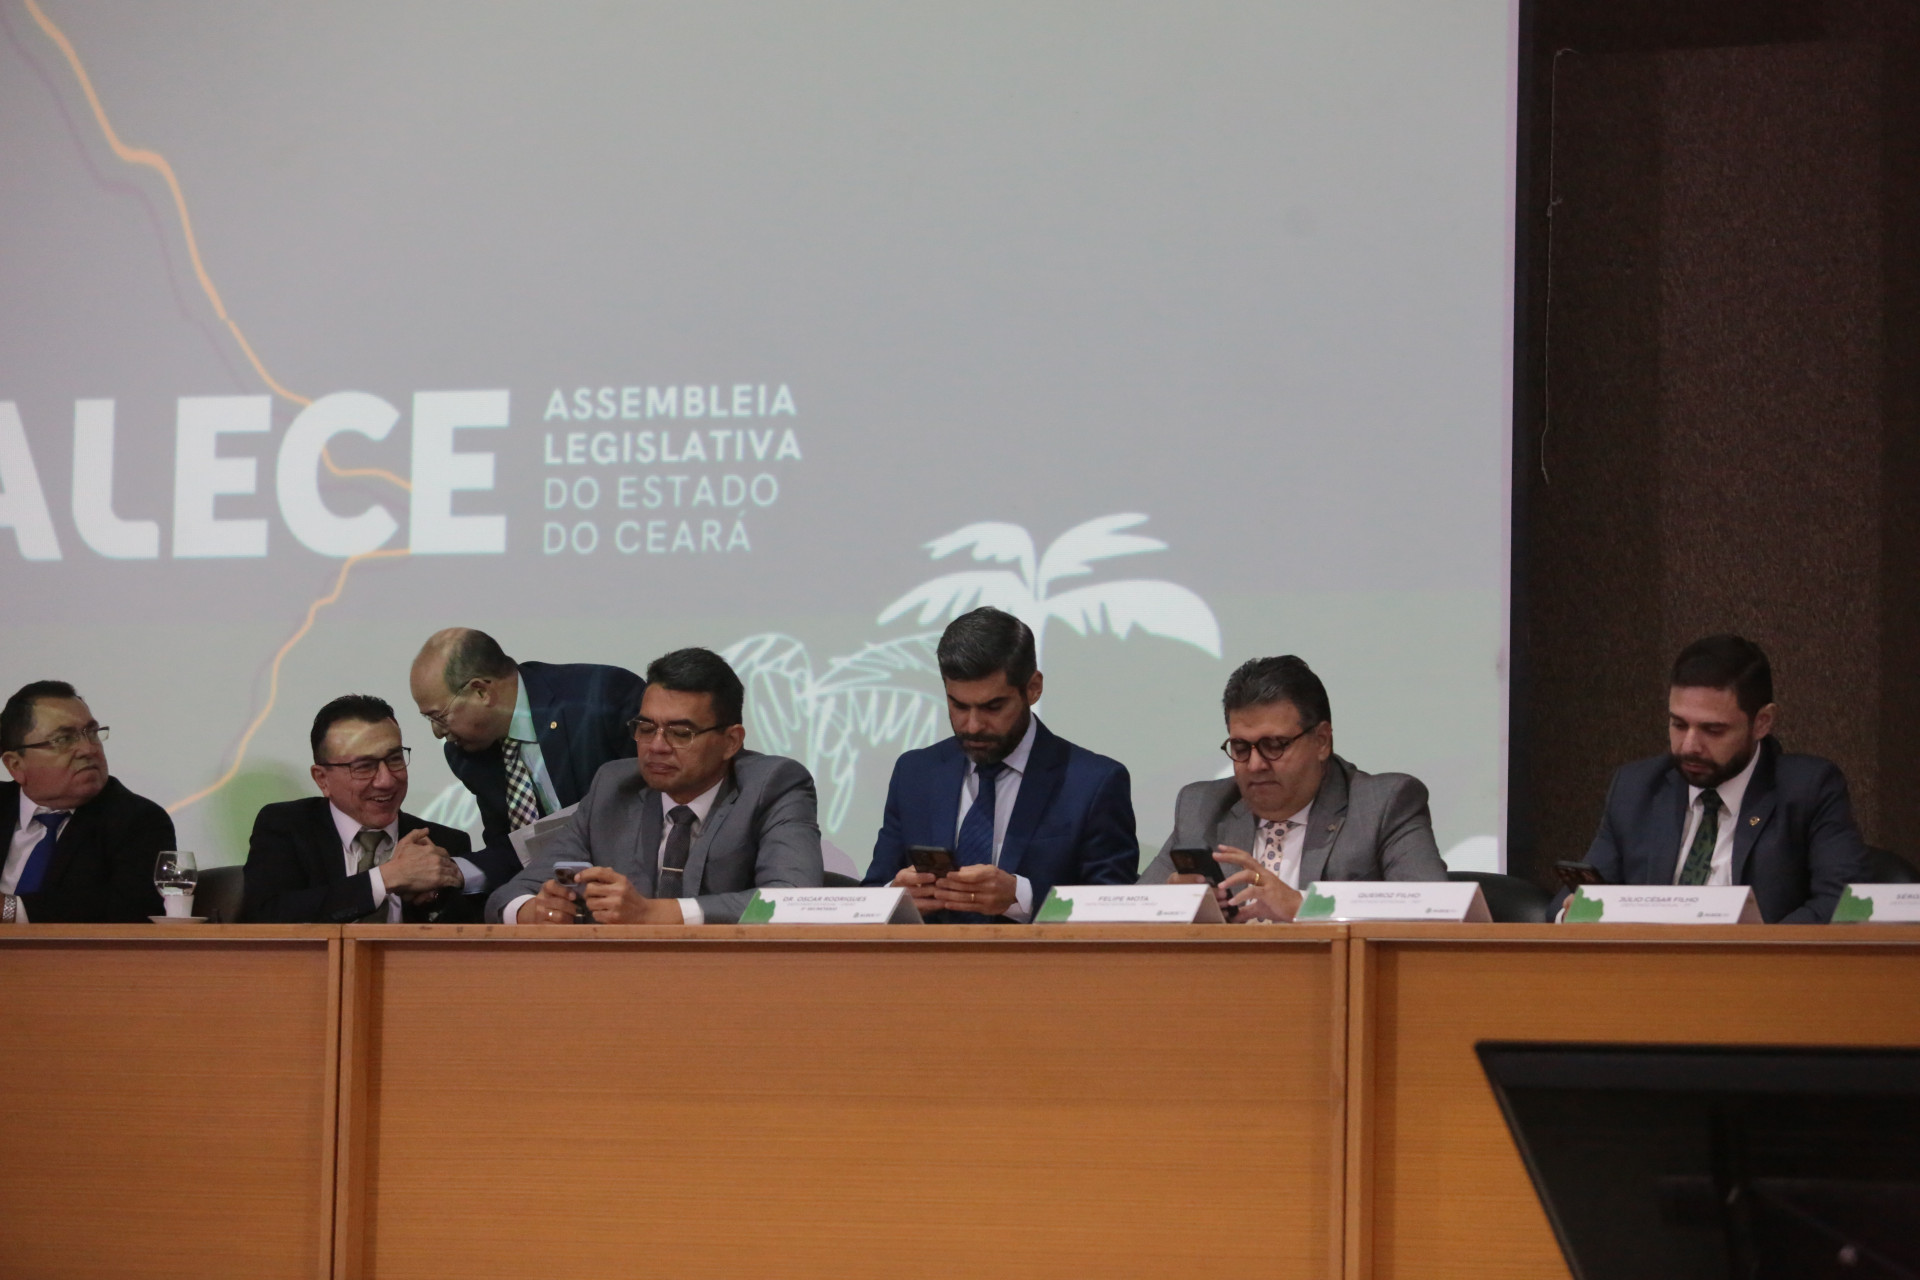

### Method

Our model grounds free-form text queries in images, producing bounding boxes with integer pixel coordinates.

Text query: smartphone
[1553,860,1607,890]
[908,845,957,877]
[1169,845,1226,885]
[552,860,593,922]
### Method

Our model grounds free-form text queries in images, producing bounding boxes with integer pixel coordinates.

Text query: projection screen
[0,0,1517,874]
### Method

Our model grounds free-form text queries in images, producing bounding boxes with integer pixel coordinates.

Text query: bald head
[409,628,519,753]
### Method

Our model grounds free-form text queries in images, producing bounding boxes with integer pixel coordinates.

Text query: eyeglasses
[318,748,411,781]
[1220,730,1313,763]
[629,718,723,749]
[16,725,109,754]
[418,686,473,729]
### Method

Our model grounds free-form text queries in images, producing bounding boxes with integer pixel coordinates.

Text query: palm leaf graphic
[876,569,1034,627]
[1042,580,1222,657]
[923,521,1037,587]
[1035,513,1166,593]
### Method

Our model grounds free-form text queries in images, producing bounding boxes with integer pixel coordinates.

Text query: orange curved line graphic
[24,0,411,492]
[167,547,412,815]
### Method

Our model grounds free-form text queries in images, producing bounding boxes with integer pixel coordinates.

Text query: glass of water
[154,851,198,918]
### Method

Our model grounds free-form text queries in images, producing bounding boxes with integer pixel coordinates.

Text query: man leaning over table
[487,647,822,925]
[1140,655,1447,921]
[1,680,172,924]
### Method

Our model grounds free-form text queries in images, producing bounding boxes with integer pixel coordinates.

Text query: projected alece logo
[0,382,802,561]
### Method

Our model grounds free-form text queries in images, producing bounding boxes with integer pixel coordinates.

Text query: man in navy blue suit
[409,628,644,892]
[864,606,1137,921]
[1568,634,1868,923]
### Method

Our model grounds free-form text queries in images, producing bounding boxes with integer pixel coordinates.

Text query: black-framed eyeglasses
[629,718,723,749]
[318,748,411,781]
[16,725,109,754]
[1220,730,1312,763]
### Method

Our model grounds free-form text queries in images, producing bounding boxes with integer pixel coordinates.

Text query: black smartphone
[908,845,957,877]
[1553,860,1607,890]
[552,860,593,922]
[1169,845,1226,884]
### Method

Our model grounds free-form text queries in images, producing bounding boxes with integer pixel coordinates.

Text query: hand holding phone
[1168,845,1226,884]
[908,845,957,878]
[552,860,593,922]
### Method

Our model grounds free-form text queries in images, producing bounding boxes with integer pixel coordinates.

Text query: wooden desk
[0,925,341,1280]
[1342,923,1920,1280]
[334,924,1347,1280]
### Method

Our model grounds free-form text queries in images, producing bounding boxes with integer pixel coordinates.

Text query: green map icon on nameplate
[740,891,777,924]
[1296,886,1338,921]
[1036,891,1075,922]
[1832,886,1875,923]
[1565,888,1604,923]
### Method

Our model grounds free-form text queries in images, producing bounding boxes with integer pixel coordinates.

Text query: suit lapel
[928,742,969,846]
[524,665,579,804]
[1216,799,1257,860]
[1732,741,1779,885]
[635,788,664,897]
[308,799,350,884]
[1651,769,1690,885]
[1297,759,1351,887]
[680,770,741,897]
[998,721,1066,878]
[42,779,123,893]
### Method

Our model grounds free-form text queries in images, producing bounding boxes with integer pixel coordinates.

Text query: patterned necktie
[1254,818,1300,887]
[1678,790,1722,886]
[955,760,1006,867]
[502,739,543,831]
[15,811,70,894]
[656,805,697,898]
[354,828,394,923]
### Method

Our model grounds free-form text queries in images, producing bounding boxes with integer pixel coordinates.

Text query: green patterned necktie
[1678,790,1722,886]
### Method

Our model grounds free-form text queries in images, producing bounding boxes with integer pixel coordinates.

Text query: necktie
[502,739,543,832]
[955,760,1006,867]
[1678,790,1722,886]
[656,805,697,898]
[354,828,393,923]
[1254,818,1300,887]
[15,811,70,895]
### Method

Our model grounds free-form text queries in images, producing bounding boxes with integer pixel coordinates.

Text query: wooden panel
[1349,924,1920,1280]
[339,924,1346,1280]
[0,926,341,1280]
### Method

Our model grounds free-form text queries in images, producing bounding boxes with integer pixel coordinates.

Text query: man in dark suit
[242,695,473,924]
[1,680,172,923]
[409,628,643,891]
[1140,655,1447,922]
[1569,634,1868,923]
[864,607,1137,922]
[488,647,821,924]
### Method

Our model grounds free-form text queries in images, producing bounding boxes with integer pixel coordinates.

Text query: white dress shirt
[1252,801,1314,890]
[4,790,76,923]
[952,716,1039,923]
[507,678,563,815]
[502,778,717,925]
[1672,746,1762,886]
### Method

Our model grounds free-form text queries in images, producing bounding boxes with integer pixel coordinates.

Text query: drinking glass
[155,851,199,918]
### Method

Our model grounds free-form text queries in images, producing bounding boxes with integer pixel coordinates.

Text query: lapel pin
[549,720,558,730]
[1749,816,1760,827]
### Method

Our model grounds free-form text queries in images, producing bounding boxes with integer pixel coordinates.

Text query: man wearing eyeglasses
[1140,655,1447,920]
[1,680,173,924]
[241,694,475,923]
[409,628,644,893]
[487,647,822,925]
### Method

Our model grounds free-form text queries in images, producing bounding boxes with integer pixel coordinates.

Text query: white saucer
[150,915,208,924]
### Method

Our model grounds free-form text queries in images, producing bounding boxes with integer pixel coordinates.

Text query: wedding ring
[1253,872,1264,887]
[970,892,978,903]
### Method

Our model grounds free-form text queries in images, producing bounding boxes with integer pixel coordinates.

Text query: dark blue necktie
[16,811,69,895]
[955,761,1005,867]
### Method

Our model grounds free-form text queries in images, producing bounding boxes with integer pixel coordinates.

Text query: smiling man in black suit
[242,694,474,924]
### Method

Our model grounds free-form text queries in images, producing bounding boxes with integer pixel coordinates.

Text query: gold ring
[970,892,978,903]
[1253,873,1264,887]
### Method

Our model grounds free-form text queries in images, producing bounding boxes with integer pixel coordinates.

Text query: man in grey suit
[1141,655,1447,921]
[486,648,822,925]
